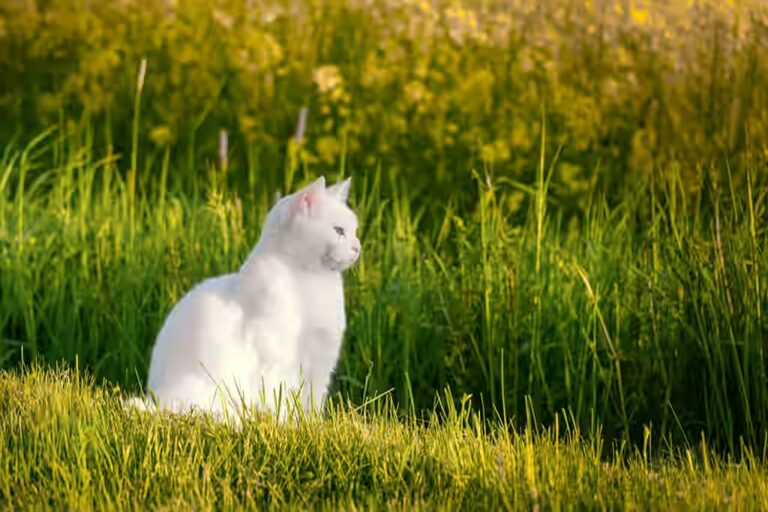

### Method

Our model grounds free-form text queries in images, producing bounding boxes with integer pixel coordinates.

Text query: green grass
[3,365,768,510]
[1,129,766,453]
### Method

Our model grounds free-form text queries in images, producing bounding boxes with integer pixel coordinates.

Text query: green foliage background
[1,0,768,451]
[2,0,767,205]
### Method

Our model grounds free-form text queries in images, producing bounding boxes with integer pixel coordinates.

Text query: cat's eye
[334,226,346,236]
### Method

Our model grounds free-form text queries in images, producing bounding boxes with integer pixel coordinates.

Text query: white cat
[130,176,360,418]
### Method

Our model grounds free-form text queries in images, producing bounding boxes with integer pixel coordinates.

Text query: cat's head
[263,176,360,272]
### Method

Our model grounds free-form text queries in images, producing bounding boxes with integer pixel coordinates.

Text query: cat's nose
[352,241,360,255]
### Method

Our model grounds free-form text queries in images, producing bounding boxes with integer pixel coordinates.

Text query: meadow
[3,366,768,509]
[1,0,768,507]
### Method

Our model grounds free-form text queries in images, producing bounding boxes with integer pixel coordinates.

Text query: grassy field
[1,0,768,507]
[3,365,768,509]
[2,127,766,452]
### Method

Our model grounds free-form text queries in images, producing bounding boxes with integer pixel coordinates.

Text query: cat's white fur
[130,177,360,418]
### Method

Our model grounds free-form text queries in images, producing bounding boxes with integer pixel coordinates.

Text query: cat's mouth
[322,251,358,271]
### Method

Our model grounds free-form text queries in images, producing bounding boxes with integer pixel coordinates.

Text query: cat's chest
[297,273,346,333]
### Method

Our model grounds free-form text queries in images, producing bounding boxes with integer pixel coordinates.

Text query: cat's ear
[292,176,326,216]
[327,177,351,203]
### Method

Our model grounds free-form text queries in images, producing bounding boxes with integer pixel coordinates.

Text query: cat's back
[151,275,240,354]
[147,273,243,390]
[165,273,242,330]
[153,253,300,355]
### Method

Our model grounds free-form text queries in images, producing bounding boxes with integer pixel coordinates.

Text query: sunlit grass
[2,365,768,509]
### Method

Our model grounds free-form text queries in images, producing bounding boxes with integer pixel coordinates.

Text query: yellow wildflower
[313,65,343,94]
